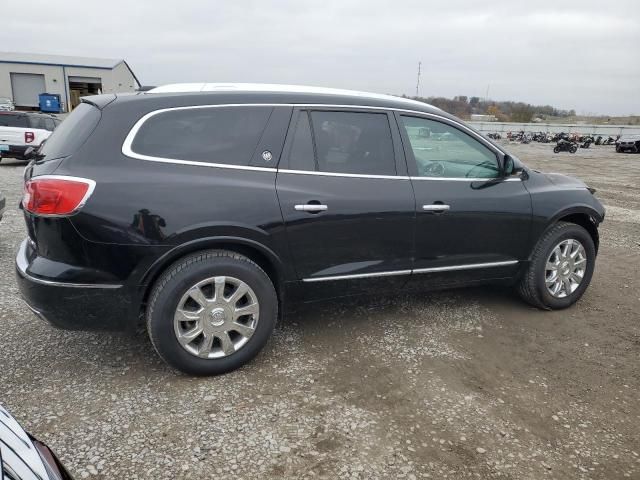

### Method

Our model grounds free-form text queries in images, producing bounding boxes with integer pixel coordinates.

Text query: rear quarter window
[39,103,101,160]
[129,106,273,166]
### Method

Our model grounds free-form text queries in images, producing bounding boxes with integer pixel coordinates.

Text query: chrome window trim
[303,260,519,282]
[121,103,511,177]
[410,176,522,182]
[279,168,409,180]
[121,103,288,171]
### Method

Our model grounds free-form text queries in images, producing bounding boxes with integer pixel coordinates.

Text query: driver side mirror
[503,154,523,177]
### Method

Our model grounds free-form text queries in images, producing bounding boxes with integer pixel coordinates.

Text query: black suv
[16,84,605,375]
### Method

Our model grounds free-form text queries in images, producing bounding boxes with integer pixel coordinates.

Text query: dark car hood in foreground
[0,405,73,479]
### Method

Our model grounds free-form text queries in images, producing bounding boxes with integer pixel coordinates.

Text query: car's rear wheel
[147,250,277,375]
[518,222,596,310]
[553,146,560,153]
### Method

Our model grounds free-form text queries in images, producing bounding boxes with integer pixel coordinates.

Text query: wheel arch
[545,207,602,256]
[139,236,287,308]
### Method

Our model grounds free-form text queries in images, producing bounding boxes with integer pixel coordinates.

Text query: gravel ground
[1,143,639,479]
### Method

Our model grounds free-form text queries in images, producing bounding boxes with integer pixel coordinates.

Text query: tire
[570,145,577,153]
[517,222,596,310]
[616,146,621,153]
[553,146,560,153]
[146,250,278,375]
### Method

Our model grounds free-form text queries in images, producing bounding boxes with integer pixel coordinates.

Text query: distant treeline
[402,95,576,122]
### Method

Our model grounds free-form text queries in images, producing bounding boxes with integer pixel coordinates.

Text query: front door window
[399,116,500,179]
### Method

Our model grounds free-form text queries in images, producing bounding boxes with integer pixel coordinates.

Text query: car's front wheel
[147,250,277,375]
[518,222,596,310]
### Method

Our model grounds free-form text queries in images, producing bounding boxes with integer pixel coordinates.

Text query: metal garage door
[10,73,46,107]
[68,76,102,84]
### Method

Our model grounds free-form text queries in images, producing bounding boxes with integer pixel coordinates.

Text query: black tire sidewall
[533,225,596,309]
[148,254,277,375]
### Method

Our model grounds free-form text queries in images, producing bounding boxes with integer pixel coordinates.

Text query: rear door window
[130,106,273,166]
[309,111,396,176]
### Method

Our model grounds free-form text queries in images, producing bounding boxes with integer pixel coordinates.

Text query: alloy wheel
[173,276,259,359]
[545,239,587,298]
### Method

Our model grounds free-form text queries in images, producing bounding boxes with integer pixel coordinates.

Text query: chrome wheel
[545,239,587,298]
[174,276,259,359]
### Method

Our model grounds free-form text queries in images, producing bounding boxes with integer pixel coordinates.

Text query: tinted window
[400,116,499,179]
[0,114,28,128]
[131,106,273,165]
[288,111,316,171]
[39,103,101,160]
[309,111,396,175]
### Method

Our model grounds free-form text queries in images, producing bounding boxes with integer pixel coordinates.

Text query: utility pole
[485,84,490,102]
[415,61,421,98]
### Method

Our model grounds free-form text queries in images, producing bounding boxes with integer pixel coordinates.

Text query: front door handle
[295,204,328,212]
[423,204,450,212]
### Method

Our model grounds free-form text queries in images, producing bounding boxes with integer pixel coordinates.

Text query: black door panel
[276,173,415,294]
[276,108,415,299]
[396,113,532,288]
[412,178,531,270]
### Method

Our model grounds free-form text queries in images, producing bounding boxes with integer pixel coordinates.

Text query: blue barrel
[38,93,61,113]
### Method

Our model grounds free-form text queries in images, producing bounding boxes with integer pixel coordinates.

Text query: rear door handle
[423,204,450,212]
[295,204,328,212]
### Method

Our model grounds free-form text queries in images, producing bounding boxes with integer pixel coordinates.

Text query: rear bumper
[0,144,31,159]
[15,238,135,331]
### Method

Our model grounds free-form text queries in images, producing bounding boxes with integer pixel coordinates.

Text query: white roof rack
[147,83,438,110]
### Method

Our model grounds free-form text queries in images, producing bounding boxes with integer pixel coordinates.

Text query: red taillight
[25,131,35,143]
[22,176,95,216]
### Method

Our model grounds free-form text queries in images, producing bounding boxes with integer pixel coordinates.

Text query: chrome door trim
[412,260,519,274]
[302,269,412,282]
[302,260,519,282]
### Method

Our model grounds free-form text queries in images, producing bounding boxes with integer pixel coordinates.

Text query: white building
[0,52,140,112]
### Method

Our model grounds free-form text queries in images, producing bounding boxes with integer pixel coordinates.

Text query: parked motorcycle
[554,139,578,153]
[580,138,593,148]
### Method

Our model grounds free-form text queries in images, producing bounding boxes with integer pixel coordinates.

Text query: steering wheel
[423,161,445,177]
[465,161,496,178]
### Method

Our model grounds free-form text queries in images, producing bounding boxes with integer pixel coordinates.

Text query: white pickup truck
[0,111,61,161]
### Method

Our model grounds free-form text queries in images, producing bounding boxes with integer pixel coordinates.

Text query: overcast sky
[3,0,639,115]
